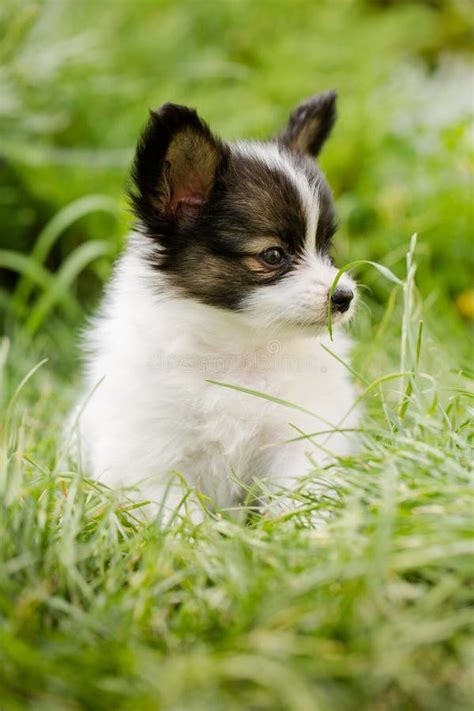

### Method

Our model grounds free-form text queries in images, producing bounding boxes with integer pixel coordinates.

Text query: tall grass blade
[328,260,403,340]
[0,249,80,320]
[24,240,112,335]
[12,195,118,314]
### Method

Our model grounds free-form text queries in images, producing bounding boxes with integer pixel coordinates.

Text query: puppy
[71,91,359,518]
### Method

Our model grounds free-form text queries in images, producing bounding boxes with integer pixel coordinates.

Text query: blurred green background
[0,4,473,708]
[0,0,472,349]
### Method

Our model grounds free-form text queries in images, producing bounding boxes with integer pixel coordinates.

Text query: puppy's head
[131,92,356,334]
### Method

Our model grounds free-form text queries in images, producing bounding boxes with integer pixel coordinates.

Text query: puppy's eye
[259,247,286,267]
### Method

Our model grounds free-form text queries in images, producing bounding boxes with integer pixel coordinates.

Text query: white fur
[69,144,359,519]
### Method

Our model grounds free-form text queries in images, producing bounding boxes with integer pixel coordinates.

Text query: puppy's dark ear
[279,91,337,158]
[131,103,227,229]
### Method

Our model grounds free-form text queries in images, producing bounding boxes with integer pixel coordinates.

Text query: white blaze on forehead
[232,141,320,249]
[305,184,320,253]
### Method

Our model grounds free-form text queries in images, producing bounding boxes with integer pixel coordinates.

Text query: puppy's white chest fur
[73,245,358,511]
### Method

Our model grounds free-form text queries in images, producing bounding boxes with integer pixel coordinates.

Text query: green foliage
[0,1,472,709]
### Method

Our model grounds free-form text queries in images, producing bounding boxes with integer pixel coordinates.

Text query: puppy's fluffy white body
[75,235,358,513]
[70,94,360,514]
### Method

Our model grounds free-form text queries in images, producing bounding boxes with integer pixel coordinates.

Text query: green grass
[0,1,473,709]
[1,238,472,710]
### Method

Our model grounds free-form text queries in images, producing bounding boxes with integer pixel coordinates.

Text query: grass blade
[328,259,403,340]
[24,240,112,335]
[13,195,118,313]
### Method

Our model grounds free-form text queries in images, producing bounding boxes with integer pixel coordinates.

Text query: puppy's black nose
[330,287,354,313]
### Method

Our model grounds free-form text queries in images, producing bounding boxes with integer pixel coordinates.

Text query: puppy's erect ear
[279,91,337,158]
[131,103,227,229]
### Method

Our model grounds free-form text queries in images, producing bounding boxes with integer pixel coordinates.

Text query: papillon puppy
[70,91,359,518]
